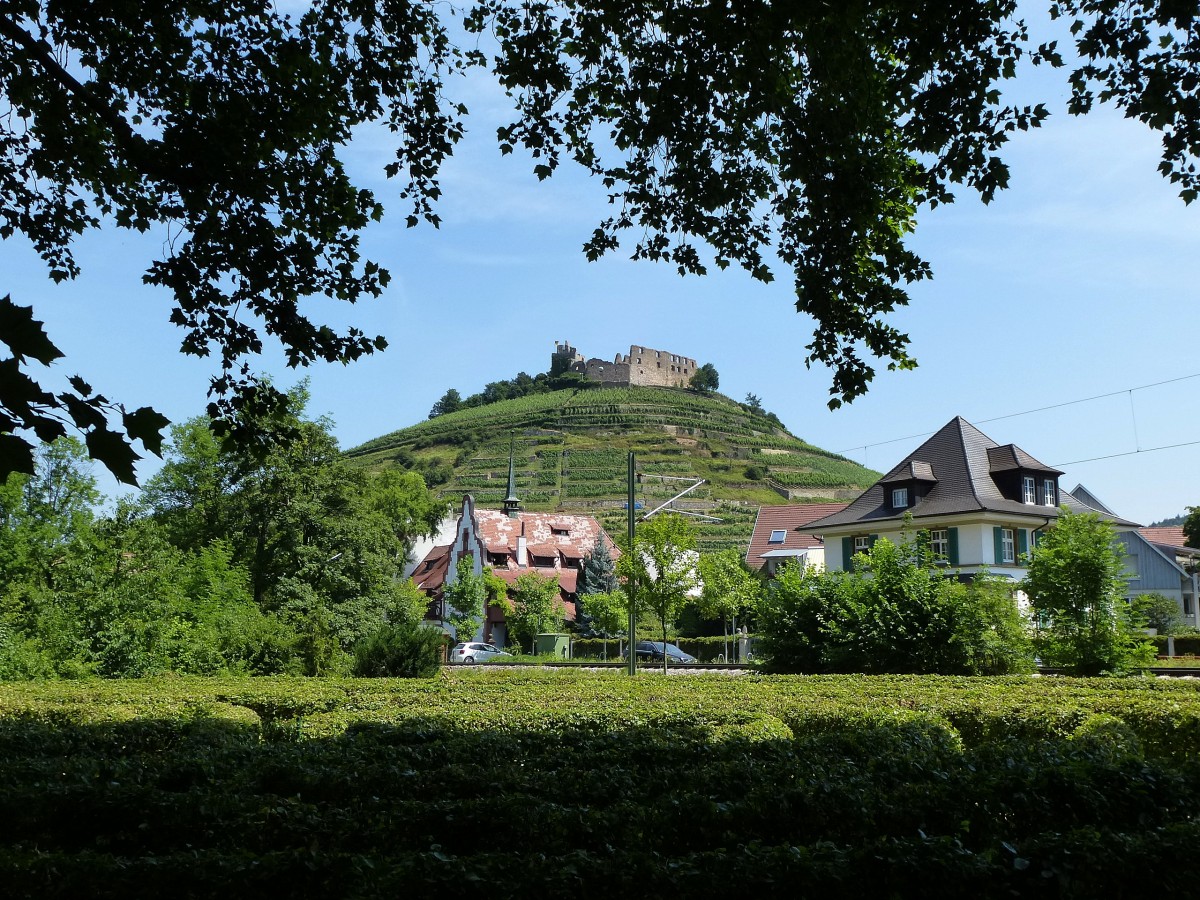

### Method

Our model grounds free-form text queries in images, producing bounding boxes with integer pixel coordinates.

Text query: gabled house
[808,417,1138,580]
[745,503,848,576]
[410,491,618,646]
[1126,523,1200,628]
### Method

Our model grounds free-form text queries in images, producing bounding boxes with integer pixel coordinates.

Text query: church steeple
[502,433,522,519]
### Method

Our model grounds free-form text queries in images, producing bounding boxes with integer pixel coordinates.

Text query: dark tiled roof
[881,459,938,483]
[808,417,1138,530]
[1070,484,1117,515]
[745,503,848,566]
[986,443,1061,474]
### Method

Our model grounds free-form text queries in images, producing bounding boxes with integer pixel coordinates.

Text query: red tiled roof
[745,503,848,567]
[1139,526,1188,549]
[474,509,618,559]
[410,501,612,600]
[488,567,579,619]
[412,546,452,591]
[489,566,580,594]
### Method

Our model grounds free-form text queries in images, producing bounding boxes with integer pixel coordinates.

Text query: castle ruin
[552,341,698,389]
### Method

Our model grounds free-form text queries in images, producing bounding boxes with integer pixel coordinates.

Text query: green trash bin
[535,633,571,659]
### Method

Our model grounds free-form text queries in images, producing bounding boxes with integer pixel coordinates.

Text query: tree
[504,571,563,654]
[1023,509,1155,676]
[579,538,617,598]
[689,363,719,393]
[0,437,99,591]
[442,557,486,642]
[8,507,300,678]
[1184,506,1200,549]
[576,537,617,635]
[4,2,1198,476]
[697,549,762,661]
[743,394,764,415]
[579,590,626,660]
[429,389,463,419]
[1133,592,1182,636]
[618,512,698,670]
[757,537,1033,675]
[141,384,441,649]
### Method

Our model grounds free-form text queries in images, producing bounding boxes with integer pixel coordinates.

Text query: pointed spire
[502,433,522,518]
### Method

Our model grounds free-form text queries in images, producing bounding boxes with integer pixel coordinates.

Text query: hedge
[1,673,1199,896]
[1153,634,1200,656]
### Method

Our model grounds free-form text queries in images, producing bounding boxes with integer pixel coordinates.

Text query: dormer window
[551,526,570,537]
[1023,476,1036,504]
[1042,479,1056,506]
[892,487,908,509]
[768,529,787,544]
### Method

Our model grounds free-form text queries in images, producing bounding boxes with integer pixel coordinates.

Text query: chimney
[517,520,528,568]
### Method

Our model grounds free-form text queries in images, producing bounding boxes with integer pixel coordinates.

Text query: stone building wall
[554,341,697,389]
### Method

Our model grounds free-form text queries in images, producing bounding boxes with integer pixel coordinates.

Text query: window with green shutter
[947,527,959,565]
[994,527,1016,564]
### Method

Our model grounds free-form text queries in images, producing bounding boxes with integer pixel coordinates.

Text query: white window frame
[1001,528,1015,564]
[1042,479,1056,506]
[1023,476,1036,504]
[929,529,949,558]
[768,529,787,544]
[853,535,871,554]
[892,487,908,508]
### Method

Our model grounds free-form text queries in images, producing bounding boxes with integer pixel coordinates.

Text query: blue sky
[4,22,1199,527]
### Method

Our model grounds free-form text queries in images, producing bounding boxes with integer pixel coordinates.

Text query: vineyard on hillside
[345,387,879,553]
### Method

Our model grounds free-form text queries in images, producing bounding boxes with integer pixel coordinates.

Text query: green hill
[345,385,879,553]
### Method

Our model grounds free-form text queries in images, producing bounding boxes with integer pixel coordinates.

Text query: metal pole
[627,451,637,676]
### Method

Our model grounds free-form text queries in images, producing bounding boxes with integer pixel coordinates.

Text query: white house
[808,417,1138,581]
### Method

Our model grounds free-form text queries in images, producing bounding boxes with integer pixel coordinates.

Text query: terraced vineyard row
[344,386,879,554]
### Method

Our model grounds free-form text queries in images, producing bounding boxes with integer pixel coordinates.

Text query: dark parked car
[634,641,697,663]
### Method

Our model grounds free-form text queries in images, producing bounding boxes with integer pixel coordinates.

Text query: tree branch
[0,14,171,184]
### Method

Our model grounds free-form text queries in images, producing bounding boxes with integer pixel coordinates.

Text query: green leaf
[68,375,93,396]
[0,296,64,366]
[123,406,171,456]
[85,427,141,485]
[0,433,35,479]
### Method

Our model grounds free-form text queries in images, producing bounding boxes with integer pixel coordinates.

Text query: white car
[449,642,511,665]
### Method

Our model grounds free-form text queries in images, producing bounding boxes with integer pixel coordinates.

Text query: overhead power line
[836,371,1200,460]
[1052,438,1200,468]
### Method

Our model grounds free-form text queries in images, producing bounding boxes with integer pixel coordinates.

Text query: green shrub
[351,621,443,677]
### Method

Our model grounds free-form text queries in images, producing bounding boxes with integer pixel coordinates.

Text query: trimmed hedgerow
[0,673,1199,896]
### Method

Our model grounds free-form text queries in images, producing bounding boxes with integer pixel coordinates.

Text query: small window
[929,529,949,558]
[853,535,871,553]
[892,487,908,508]
[1001,528,1015,564]
[768,529,787,544]
[1023,476,1036,504]
[1042,479,1056,506]
[551,527,570,536]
